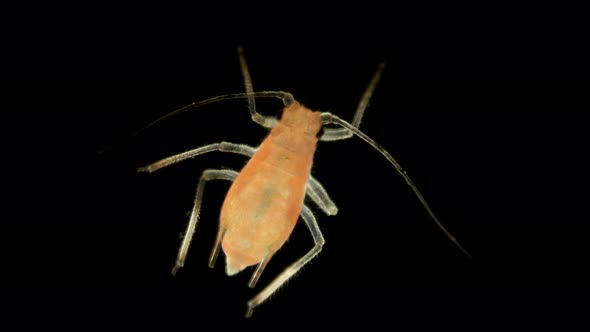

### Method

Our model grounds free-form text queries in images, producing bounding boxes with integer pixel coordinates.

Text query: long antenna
[97,91,292,156]
[133,91,293,137]
[322,112,471,258]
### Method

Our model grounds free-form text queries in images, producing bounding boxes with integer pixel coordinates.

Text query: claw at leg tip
[208,256,217,269]
[137,166,151,173]
[171,263,182,276]
[245,304,254,318]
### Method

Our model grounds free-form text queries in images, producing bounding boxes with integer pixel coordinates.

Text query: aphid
[138,47,470,317]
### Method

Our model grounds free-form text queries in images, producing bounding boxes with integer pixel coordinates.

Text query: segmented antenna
[321,112,471,258]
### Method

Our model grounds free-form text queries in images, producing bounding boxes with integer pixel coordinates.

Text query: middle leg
[172,168,239,276]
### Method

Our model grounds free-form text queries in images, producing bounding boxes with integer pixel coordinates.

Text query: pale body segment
[138,47,469,318]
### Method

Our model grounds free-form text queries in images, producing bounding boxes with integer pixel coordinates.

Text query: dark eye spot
[276,108,284,120]
[316,125,325,138]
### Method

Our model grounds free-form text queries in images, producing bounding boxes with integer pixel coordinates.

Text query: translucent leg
[245,205,325,318]
[137,142,256,173]
[171,169,239,276]
[306,179,338,216]
[139,141,337,216]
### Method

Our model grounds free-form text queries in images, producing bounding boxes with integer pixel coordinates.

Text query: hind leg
[245,205,325,318]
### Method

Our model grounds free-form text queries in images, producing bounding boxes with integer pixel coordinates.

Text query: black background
[1,5,589,330]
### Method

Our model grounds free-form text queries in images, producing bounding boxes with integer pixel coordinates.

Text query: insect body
[138,48,470,318]
[221,102,322,277]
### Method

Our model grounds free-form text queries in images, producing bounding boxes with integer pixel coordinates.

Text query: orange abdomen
[219,120,318,274]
